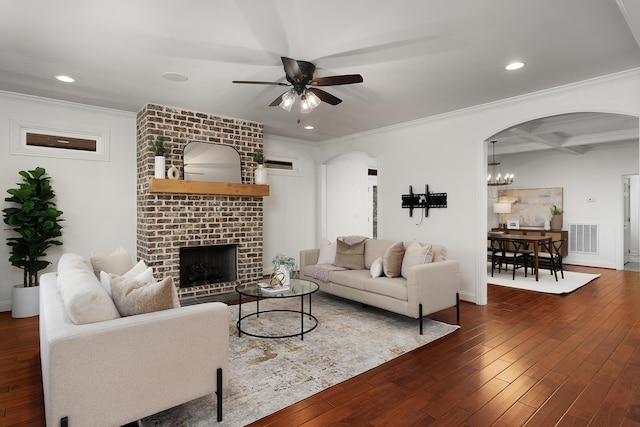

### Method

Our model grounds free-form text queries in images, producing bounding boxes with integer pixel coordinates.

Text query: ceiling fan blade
[232,80,290,86]
[309,88,342,105]
[309,74,363,86]
[281,57,303,82]
[269,92,286,107]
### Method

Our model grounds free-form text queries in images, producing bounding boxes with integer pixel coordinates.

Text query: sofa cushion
[90,247,134,276]
[334,238,366,270]
[329,269,370,290]
[317,238,337,265]
[110,275,180,317]
[431,244,447,262]
[364,276,408,301]
[57,257,121,325]
[57,252,93,276]
[401,242,433,278]
[364,239,395,269]
[382,241,405,278]
[370,256,383,278]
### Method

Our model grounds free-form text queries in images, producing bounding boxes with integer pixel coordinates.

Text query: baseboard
[0,300,12,312]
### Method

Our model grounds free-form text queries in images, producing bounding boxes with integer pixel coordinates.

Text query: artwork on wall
[498,187,563,227]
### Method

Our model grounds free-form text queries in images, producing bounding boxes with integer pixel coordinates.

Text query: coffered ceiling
[0,0,638,143]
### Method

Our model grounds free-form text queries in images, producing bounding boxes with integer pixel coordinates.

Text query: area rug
[488,265,600,294]
[139,292,459,426]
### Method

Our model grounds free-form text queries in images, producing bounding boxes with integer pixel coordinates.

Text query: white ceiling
[0,0,639,143]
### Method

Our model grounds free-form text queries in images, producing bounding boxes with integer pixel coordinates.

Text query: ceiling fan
[232,57,363,111]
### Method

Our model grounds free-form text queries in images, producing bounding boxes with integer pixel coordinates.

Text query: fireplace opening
[179,244,238,288]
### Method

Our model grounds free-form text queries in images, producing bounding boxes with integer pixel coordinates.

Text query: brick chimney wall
[136,103,265,298]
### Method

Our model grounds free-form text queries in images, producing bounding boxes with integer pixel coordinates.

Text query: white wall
[499,141,639,268]
[0,91,136,311]
[317,69,640,305]
[262,135,317,274]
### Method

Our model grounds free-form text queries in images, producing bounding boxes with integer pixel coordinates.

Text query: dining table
[487,233,552,281]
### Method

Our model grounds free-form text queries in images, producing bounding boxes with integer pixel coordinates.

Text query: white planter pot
[12,284,39,318]
[277,266,291,287]
[154,156,166,179]
[254,164,268,185]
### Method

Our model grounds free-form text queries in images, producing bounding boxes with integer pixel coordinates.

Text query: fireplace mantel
[148,178,269,196]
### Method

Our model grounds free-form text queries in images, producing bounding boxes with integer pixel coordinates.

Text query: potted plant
[272,253,297,286]
[3,167,63,317]
[550,204,563,230]
[153,135,167,179]
[254,149,267,185]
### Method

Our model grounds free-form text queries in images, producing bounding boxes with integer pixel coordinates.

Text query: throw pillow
[90,247,134,276]
[99,262,154,297]
[317,238,337,265]
[401,242,433,278]
[334,238,366,270]
[110,274,180,317]
[370,257,383,278]
[382,241,405,278]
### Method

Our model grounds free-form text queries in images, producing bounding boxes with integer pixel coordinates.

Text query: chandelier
[487,140,514,186]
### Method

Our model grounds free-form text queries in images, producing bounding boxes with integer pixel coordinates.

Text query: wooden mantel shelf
[148,178,269,196]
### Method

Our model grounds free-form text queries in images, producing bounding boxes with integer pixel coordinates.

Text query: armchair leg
[419,303,423,335]
[456,292,460,324]
[61,417,68,427]
[216,368,223,422]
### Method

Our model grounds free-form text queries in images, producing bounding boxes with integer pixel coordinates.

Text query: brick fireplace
[136,104,265,299]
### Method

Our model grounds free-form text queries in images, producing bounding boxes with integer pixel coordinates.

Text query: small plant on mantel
[254,149,264,165]
[153,135,167,157]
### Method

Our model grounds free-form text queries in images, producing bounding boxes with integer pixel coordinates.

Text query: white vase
[277,266,291,287]
[12,284,40,318]
[154,156,166,179]
[544,220,551,231]
[254,164,268,185]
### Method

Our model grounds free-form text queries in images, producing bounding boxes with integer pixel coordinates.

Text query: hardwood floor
[2,265,639,426]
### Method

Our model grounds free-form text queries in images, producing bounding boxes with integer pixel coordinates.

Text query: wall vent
[569,223,599,255]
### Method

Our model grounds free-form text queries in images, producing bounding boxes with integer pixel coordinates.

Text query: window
[12,119,109,161]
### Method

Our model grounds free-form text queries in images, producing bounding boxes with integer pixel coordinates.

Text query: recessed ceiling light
[163,72,189,82]
[304,125,314,130]
[505,62,525,71]
[55,75,75,83]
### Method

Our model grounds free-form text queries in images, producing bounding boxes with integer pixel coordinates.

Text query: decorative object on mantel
[401,185,447,217]
[167,165,180,180]
[3,167,64,318]
[254,149,268,185]
[550,204,564,230]
[153,136,167,179]
[272,253,297,287]
[183,141,242,183]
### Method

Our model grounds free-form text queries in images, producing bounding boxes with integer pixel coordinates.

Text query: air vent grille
[569,223,599,255]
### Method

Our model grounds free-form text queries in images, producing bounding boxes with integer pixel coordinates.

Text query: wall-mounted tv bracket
[401,184,447,217]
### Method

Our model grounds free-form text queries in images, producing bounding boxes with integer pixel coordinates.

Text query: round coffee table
[235,278,319,340]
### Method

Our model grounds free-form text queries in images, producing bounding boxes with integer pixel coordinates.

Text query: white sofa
[300,238,460,333]
[39,256,229,426]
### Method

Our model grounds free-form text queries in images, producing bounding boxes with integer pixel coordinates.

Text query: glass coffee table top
[236,278,319,298]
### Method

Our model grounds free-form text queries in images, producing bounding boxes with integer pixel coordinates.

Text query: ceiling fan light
[306,90,321,109]
[279,90,296,112]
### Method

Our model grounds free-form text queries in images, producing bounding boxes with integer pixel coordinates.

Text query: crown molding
[319,67,640,146]
[0,89,136,118]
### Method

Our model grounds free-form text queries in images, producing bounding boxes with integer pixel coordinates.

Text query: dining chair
[537,239,565,281]
[490,238,530,279]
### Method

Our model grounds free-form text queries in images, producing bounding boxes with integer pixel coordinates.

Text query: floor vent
[569,223,599,255]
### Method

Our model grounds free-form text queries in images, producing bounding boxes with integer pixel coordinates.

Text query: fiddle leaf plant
[3,167,64,287]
